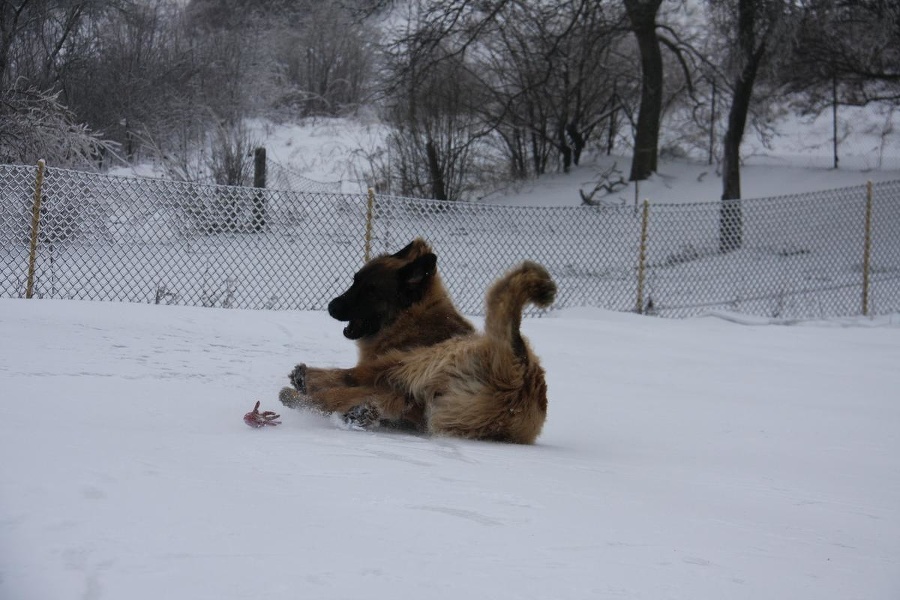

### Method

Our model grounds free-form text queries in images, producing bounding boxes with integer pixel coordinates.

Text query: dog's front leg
[283,363,394,415]
[288,364,309,394]
[285,362,425,430]
[277,363,315,410]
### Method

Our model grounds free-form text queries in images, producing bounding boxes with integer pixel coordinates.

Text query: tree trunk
[252,146,267,232]
[504,128,527,179]
[608,80,618,156]
[558,123,572,173]
[567,122,585,166]
[624,0,664,182]
[720,71,756,251]
[718,0,767,253]
[531,130,546,176]
[425,138,447,200]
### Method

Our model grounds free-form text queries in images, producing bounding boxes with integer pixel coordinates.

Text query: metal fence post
[862,181,873,316]
[364,188,375,263]
[636,199,650,314]
[25,160,46,299]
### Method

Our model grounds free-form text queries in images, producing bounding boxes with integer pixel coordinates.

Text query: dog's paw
[288,364,307,394]
[343,404,379,430]
[278,386,308,410]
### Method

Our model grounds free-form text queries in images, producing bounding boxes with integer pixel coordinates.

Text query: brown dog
[280,239,557,444]
[279,238,474,430]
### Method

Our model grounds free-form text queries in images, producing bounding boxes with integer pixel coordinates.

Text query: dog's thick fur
[279,238,473,430]
[280,239,556,444]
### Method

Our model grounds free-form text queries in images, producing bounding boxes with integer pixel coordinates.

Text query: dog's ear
[398,252,437,288]
[392,238,430,260]
[392,241,416,259]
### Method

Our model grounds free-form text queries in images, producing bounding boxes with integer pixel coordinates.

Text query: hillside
[153,113,900,207]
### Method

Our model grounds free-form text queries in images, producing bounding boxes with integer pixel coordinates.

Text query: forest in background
[1,0,898,208]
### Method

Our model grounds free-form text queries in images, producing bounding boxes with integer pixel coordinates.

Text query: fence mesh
[267,160,343,194]
[643,186,894,317]
[2,163,898,319]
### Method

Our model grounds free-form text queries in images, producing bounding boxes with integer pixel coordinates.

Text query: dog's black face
[328,245,437,340]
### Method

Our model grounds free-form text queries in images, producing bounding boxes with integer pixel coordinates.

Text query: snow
[480,154,900,208]
[1,298,898,600]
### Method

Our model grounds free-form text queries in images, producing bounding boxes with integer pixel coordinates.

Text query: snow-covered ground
[479,156,900,207]
[1,298,898,600]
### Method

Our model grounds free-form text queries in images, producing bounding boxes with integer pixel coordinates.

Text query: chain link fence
[267,159,343,194]
[2,163,898,319]
[642,184,900,317]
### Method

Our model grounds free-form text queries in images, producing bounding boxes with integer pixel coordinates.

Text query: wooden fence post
[25,160,46,299]
[636,199,650,314]
[364,188,375,263]
[862,181,873,316]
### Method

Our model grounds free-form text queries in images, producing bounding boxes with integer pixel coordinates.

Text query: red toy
[243,401,281,428]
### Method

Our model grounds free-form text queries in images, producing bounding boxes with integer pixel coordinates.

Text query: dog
[279,238,474,430]
[280,239,557,444]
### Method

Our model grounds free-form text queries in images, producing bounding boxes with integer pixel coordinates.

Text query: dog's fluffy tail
[484,261,556,359]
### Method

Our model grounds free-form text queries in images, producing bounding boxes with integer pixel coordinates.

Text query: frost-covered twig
[0,81,118,167]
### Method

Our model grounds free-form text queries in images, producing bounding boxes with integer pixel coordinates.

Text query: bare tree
[382,30,485,201]
[0,1,123,166]
[0,0,102,86]
[382,0,629,190]
[475,1,562,178]
[59,1,189,155]
[0,0,120,166]
[0,82,112,165]
[271,2,374,116]
[479,1,627,175]
[786,0,900,110]
[710,0,793,252]
[207,120,258,186]
[623,0,664,181]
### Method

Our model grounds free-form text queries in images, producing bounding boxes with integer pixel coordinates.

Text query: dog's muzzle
[328,296,349,321]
